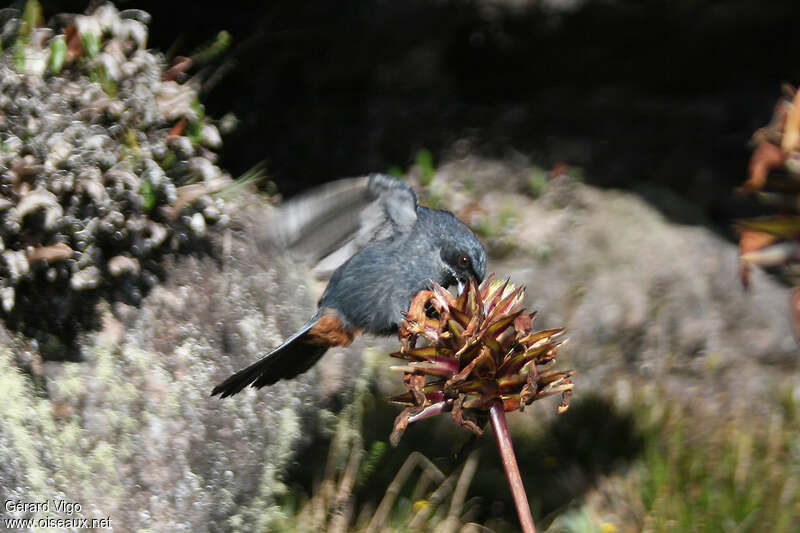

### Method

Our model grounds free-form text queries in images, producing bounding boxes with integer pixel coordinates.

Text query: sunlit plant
[389,275,575,533]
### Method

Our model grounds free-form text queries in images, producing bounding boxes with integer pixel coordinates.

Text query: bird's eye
[457,254,471,268]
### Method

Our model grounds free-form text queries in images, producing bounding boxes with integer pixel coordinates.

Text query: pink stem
[488,400,536,533]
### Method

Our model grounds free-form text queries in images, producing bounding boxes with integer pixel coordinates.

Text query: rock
[70,266,101,290]
[189,212,206,237]
[435,157,798,413]
[107,255,140,277]
[1,250,30,282]
[0,287,14,313]
[0,194,358,531]
[0,1,236,347]
[14,189,63,231]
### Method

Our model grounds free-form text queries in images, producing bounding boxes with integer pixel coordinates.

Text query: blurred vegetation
[737,84,800,338]
[630,388,800,533]
[271,376,799,532]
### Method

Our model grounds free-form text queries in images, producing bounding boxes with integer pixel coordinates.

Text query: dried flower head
[389,275,575,445]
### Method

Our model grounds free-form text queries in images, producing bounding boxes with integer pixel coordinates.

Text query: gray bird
[211,174,487,397]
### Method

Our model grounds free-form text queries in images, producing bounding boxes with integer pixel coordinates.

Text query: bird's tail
[211,318,328,398]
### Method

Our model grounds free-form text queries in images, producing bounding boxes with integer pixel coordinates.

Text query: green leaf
[12,40,26,72]
[48,35,66,74]
[191,30,231,65]
[20,0,42,41]
[81,32,100,59]
[140,180,156,212]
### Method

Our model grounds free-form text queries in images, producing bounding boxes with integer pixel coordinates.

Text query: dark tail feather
[211,318,327,398]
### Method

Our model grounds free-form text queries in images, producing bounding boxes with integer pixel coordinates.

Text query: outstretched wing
[271,173,419,277]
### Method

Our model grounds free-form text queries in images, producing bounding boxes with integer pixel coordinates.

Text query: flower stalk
[489,399,536,533]
[388,275,574,531]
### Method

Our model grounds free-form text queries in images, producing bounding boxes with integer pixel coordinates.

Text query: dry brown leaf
[162,56,193,82]
[27,243,73,263]
[744,141,786,192]
[738,229,777,256]
[169,118,187,137]
[64,24,82,63]
[782,90,800,153]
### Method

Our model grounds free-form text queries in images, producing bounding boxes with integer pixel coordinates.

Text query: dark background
[46,0,800,229]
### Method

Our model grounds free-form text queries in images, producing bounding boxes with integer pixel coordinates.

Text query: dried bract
[389,276,574,445]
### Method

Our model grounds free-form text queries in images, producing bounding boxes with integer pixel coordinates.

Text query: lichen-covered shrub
[0,2,232,349]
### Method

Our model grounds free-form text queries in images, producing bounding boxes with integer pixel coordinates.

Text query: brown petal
[444,354,481,392]
[389,385,445,405]
[557,389,573,414]
[498,342,552,375]
[409,359,460,377]
[501,395,521,411]
[471,347,497,380]
[478,273,497,299]
[517,328,565,347]
[402,373,427,407]
[483,278,511,312]
[398,345,453,361]
[452,395,483,435]
[485,309,525,338]
[513,312,535,333]
[430,281,457,309]
[497,374,526,393]
[447,319,465,345]
[538,369,577,385]
[519,364,540,408]
[405,290,437,322]
[390,407,413,446]
[450,308,471,329]
[485,286,524,323]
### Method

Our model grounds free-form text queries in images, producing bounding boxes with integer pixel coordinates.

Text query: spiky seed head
[389,275,575,445]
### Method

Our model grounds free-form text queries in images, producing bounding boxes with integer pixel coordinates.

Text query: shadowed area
[43,0,800,229]
[284,390,642,526]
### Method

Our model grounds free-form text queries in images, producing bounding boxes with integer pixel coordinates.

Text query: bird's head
[438,216,487,294]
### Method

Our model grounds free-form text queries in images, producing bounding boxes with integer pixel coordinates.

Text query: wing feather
[270,174,418,276]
